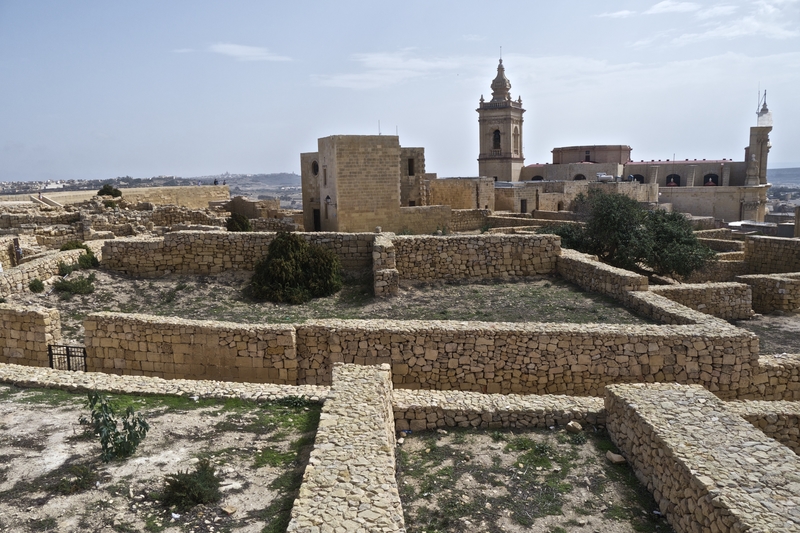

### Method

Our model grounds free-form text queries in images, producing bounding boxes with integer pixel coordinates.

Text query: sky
[1,0,799,182]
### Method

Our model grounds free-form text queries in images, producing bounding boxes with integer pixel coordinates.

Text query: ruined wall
[428,178,494,210]
[84,313,298,383]
[449,209,490,232]
[736,273,800,313]
[606,383,800,533]
[101,231,375,277]
[392,234,559,282]
[744,235,800,274]
[648,283,753,320]
[0,304,61,367]
[726,400,800,454]
[0,249,86,297]
[11,185,231,208]
[557,249,649,301]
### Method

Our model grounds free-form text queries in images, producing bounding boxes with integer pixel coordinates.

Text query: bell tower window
[492,130,501,151]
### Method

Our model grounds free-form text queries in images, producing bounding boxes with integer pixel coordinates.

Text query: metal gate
[48,345,87,372]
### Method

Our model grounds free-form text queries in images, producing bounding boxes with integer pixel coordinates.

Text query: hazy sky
[1,0,798,182]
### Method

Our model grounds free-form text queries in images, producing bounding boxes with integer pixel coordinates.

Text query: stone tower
[477,59,525,182]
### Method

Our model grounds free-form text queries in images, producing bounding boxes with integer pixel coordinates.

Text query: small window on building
[323,166,327,187]
[666,174,681,187]
[408,158,415,176]
[325,203,329,220]
[408,200,416,207]
[585,150,591,162]
[493,130,501,150]
[311,161,319,176]
[573,174,586,181]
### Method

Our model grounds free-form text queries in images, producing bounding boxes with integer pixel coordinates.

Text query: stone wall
[0,185,231,208]
[393,389,605,432]
[739,353,800,401]
[428,177,493,210]
[84,313,298,383]
[606,383,800,533]
[372,233,398,298]
[682,259,748,283]
[101,231,375,277]
[287,364,405,533]
[448,209,490,232]
[0,305,61,367]
[726,400,800,454]
[557,249,649,301]
[696,237,743,252]
[736,273,800,313]
[391,234,559,282]
[744,235,800,274]
[294,318,758,398]
[0,249,85,297]
[0,211,81,229]
[648,282,753,320]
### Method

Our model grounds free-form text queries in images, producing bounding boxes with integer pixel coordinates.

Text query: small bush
[28,278,45,293]
[98,183,122,198]
[60,240,90,252]
[79,391,149,463]
[226,212,252,232]
[161,458,222,510]
[59,242,99,270]
[102,199,117,208]
[54,273,96,296]
[248,232,342,304]
[77,252,99,269]
[55,464,98,495]
[58,261,79,277]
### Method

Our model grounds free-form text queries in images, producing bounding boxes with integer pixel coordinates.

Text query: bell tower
[477,59,525,182]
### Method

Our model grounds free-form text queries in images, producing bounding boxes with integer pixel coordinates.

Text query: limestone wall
[0,305,61,367]
[449,209,490,232]
[0,249,85,297]
[391,234,559,282]
[295,318,758,398]
[744,235,800,274]
[726,400,800,454]
[606,383,800,533]
[696,237,742,252]
[101,231,375,277]
[287,364,404,533]
[682,259,748,283]
[428,178,486,210]
[740,353,800,401]
[0,211,80,229]
[648,282,753,320]
[557,249,649,301]
[84,313,298,383]
[393,389,604,432]
[736,273,800,313]
[372,233,398,298]
[1,185,231,208]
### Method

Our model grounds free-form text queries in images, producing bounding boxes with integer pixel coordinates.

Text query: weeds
[161,458,221,510]
[54,272,96,298]
[28,278,45,293]
[79,391,149,462]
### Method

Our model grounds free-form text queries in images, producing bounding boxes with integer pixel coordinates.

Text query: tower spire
[490,58,512,102]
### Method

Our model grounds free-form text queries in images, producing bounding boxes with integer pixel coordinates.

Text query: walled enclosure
[0,185,230,209]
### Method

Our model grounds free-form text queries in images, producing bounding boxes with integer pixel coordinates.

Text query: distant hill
[767,168,800,187]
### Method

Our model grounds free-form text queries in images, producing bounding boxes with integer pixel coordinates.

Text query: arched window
[665,174,680,187]
[573,174,586,181]
[532,175,544,181]
[557,201,564,211]
[311,161,319,176]
[703,173,719,186]
[492,130,501,150]
[632,174,645,184]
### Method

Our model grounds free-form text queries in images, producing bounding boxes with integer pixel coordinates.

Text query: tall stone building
[477,59,525,183]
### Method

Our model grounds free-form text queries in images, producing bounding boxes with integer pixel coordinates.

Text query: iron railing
[48,345,87,372]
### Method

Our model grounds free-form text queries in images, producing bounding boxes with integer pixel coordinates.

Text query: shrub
[59,241,99,269]
[77,252,99,269]
[58,261,79,277]
[28,278,45,293]
[79,391,149,463]
[60,240,90,252]
[248,232,342,304]
[161,459,222,510]
[55,465,98,495]
[54,273,96,296]
[226,212,252,232]
[98,183,122,198]
[102,199,117,209]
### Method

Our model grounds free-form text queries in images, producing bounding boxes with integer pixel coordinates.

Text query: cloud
[208,43,290,62]
[695,4,738,19]
[313,51,467,89]
[673,1,799,43]
[171,48,194,54]
[645,1,701,14]
[596,10,636,18]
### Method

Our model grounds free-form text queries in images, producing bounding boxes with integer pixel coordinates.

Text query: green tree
[226,212,252,232]
[98,183,122,197]
[538,190,714,278]
[248,232,342,304]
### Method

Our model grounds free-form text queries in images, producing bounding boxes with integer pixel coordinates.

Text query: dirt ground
[0,385,318,533]
[734,312,800,355]
[397,426,673,533]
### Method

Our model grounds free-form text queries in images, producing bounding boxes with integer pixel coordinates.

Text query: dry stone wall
[648,282,753,320]
[287,363,405,533]
[101,231,375,277]
[736,273,800,313]
[606,383,800,533]
[557,249,649,301]
[739,353,800,401]
[448,209,490,232]
[391,234,559,282]
[726,400,800,455]
[0,305,61,367]
[84,313,298,384]
[393,389,604,432]
[744,235,800,274]
[0,249,85,297]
